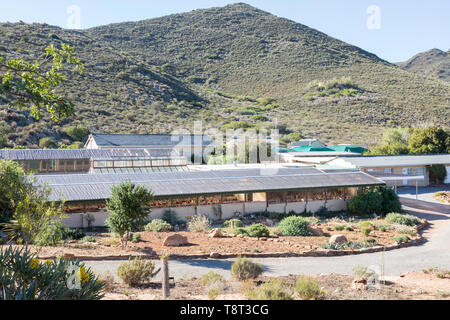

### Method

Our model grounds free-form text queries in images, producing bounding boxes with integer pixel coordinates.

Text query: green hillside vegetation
[0,3,449,147]
[397,48,450,82]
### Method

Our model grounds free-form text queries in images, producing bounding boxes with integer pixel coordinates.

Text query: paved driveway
[86,194,450,280]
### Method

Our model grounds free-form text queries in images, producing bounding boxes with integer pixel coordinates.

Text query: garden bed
[3,216,428,260]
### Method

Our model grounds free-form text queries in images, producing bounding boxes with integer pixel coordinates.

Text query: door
[402,168,409,186]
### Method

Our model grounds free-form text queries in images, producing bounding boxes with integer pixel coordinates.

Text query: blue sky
[0,0,448,62]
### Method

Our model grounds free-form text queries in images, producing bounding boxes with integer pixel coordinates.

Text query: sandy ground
[101,271,450,300]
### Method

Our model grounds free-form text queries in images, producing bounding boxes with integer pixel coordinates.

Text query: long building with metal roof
[32,167,385,228]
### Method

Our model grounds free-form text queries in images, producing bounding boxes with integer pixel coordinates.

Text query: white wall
[286,202,306,213]
[245,202,268,214]
[267,203,286,214]
[326,200,347,212]
[306,200,326,213]
[221,203,245,220]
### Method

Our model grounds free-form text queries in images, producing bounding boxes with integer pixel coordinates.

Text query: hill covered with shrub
[0,3,449,147]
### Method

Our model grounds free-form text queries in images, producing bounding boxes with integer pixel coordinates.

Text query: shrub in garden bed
[323,241,377,250]
[247,224,270,238]
[385,213,420,226]
[131,233,141,243]
[187,215,211,233]
[81,235,96,243]
[144,219,173,232]
[392,235,410,244]
[278,216,311,236]
[233,228,249,236]
[117,257,160,287]
[35,221,86,246]
[231,256,263,281]
[223,219,243,229]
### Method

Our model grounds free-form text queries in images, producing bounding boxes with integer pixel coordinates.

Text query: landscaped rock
[329,234,347,245]
[210,252,221,258]
[307,225,324,236]
[208,228,223,238]
[163,234,189,247]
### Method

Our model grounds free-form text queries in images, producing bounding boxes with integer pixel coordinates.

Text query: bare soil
[102,272,450,300]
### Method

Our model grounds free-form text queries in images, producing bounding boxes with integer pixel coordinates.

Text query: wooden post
[161,256,170,299]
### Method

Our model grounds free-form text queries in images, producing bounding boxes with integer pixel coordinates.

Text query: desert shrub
[201,272,226,300]
[422,267,450,279]
[39,137,57,149]
[81,236,96,243]
[359,221,372,229]
[223,219,243,229]
[278,216,311,236]
[131,233,141,243]
[231,257,264,281]
[35,221,66,246]
[117,257,160,287]
[352,266,376,281]
[361,228,371,236]
[391,224,417,236]
[63,227,85,240]
[233,228,249,236]
[97,270,115,292]
[364,237,377,245]
[334,224,345,231]
[392,235,410,244]
[247,224,270,238]
[385,213,420,226]
[377,225,390,232]
[200,271,225,286]
[345,226,354,231]
[187,215,211,233]
[246,280,293,300]
[0,246,105,300]
[295,275,325,300]
[145,219,173,232]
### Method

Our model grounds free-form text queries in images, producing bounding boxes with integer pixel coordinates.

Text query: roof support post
[416,180,418,200]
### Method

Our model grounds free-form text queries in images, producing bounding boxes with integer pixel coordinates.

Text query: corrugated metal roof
[0,148,183,161]
[34,167,384,202]
[334,154,450,167]
[90,133,214,148]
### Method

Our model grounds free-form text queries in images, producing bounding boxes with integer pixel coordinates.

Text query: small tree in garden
[106,181,153,249]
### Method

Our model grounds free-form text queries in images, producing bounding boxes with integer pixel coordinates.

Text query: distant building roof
[0,148,182,161]
[86,133,214,148]
[329,145,369,154]
[35,167,384,202]
[289,139,326,148]
[328,154,450,167]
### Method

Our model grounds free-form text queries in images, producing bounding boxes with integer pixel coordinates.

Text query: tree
[0,44,84,121]
[0,160,30,223]
[12,186,65,245]
[408,127,450,154]
[429,164,447,184]
[105,181,153,248]
[65,125,89,142]
[39,137,57,149]
[369,128,412,155]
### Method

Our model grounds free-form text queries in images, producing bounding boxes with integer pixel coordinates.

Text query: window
[384,168,393,174]
[415,167,425,176]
